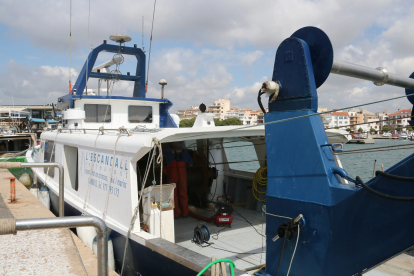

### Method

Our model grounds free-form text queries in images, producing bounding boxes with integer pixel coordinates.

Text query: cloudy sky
[0,0,413,113]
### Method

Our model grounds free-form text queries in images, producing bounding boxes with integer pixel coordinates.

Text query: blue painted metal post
[72,44,146,98]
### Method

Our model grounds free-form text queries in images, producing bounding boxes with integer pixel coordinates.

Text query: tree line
[179,117,243,127]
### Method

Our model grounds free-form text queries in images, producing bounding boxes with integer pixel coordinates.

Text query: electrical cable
[85,0,90,92]
[275,223,288,276]
[335,145,414,155]
[209,245,263,255]
[286,224,300,276]
[375,171,414,182]
[232,208,265,238]
[211,227,227,240]
[145,0,157,93]
[257,89,267,114]
[356,176,414,201]
[208,149,219,200]
[69,0,72,93]
[169,91,414,142]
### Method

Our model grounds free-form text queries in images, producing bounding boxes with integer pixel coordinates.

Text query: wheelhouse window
[84,104,111,123]
[128,106,152,123]
[44,140,55,178]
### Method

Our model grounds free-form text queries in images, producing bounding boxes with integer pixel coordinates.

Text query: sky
[0,0,414,114]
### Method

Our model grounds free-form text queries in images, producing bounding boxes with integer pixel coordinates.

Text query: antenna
[85,0,91,93]
[142,16,145,52]
[146,0,157,94]
[69,0,72,94]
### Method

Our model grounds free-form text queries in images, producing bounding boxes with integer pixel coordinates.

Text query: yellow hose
[253,166,267,201]
[230,166,267,205]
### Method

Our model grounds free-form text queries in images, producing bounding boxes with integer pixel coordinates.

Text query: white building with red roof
[388,109,412,130]
[324,111,349,129]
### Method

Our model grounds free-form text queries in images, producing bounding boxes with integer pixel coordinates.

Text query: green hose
[196,259,236,276]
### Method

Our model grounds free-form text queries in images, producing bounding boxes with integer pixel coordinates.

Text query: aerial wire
[69,0,72,94]
[85,0,91,94]
[174,91,414,141]
[142,16,145,52]
[145,0,157,93]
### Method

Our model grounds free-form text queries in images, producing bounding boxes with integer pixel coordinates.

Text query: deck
[175,205,266,274]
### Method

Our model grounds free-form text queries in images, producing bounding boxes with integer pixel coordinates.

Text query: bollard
[4,177,16,202]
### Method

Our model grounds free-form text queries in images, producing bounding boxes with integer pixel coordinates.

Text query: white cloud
[0,0,413,116]
[0,0,398,52]
[0,60,78,105]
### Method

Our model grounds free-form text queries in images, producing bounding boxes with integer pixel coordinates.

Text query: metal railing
[0,162,64,216]
[0,216,108,276]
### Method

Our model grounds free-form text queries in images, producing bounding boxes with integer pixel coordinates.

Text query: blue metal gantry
[57,41,177,128]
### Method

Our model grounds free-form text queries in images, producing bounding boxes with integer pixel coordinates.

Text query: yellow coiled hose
[253,166,267,201]
[230,166,267,205]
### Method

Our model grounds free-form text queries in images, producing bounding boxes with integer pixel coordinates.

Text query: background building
[388,109,412,130]
[208,98,231,120]
[177,106,200,119]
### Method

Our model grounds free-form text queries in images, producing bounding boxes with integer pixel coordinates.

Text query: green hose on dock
[196,259,236,276]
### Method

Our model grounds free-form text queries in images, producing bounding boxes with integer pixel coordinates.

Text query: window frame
[84,104,112,123]
[128,105,153,123]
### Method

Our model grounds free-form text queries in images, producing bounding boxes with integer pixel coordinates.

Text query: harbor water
[340,139,414,182]
[224,138,414,182]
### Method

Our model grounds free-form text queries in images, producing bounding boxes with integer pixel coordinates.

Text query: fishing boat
[26,27,414,276]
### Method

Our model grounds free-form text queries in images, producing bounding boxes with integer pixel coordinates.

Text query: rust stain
[4,177,16,203]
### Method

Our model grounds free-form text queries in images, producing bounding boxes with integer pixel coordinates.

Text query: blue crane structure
[262,26,414,276]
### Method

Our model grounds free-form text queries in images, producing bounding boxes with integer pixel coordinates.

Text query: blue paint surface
[263,27,414,276]
[72,44,146,98]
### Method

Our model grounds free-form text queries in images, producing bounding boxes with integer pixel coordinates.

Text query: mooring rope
[120,139,159,276]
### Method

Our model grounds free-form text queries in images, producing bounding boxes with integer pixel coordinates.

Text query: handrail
[0,216,108,276]
[0,162,64,217]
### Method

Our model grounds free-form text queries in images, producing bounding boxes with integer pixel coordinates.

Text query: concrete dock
[347,139,375,144]
[0,168,118,276]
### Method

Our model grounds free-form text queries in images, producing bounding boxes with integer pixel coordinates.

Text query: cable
[211,227,227,240]
[257,89,267,114]
[286,225,300,276]
[69,0,72,94]
[209,245,263,255]
[196,259,236,276]
[120,139,159,276]
[145,0,157,93]
[85,0,90,92]
[375,171,414,182]
[253,166,267,201]
[275,224,288,276]
[208,149,218,199]
[168,91,414,142]
[232,208,265,238]
[356,176,414,201]
[335,145,414,155]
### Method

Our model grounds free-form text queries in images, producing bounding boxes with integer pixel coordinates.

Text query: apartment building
[208,98,231,120]
[325,112,349,129]
[257,108,266,124]
[375,111,389,130]
[388,109,412,130]
[224,107,240,120]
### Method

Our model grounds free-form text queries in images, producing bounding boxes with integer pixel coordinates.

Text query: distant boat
[399,133,408,139]
[325,129,352,144]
